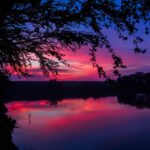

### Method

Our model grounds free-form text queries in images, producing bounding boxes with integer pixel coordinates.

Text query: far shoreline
[2,81,117,102]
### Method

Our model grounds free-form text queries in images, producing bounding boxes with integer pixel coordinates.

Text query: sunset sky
[11,28,150,81]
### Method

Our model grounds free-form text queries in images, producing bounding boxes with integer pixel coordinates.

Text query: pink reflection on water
[5,97,150,150]
[5,97,148,133]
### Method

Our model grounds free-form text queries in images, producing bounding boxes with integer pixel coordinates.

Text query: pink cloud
[11,41,150,81]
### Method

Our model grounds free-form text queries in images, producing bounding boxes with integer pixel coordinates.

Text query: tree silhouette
[0,101,18,150]
[0,0,149,79]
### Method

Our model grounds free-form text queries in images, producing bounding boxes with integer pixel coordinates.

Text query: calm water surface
[5,97,150,150]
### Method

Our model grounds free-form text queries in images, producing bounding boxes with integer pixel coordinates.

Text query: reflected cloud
[5,96,150,150]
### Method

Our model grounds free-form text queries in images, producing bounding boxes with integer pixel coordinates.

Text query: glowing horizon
[11,29,150,81]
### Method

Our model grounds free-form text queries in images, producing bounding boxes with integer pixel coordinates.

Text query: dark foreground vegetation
[0,101,17,150]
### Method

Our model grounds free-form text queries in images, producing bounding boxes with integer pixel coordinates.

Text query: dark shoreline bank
[3,81,150,110]
[2,81,117,101]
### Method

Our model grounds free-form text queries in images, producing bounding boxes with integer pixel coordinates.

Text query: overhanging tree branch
[0,0,149,79]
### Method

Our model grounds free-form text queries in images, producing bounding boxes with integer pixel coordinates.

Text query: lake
[5,96,150,150]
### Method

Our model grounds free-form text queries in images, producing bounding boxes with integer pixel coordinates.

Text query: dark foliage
[0,101,18,150]
[0,0,149,79]
[0,72,9,85]
[117,72,150,92]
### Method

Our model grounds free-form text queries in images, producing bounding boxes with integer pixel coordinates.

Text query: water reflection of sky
[5,97,150,150]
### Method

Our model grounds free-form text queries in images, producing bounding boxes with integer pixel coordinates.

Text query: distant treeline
[116,72,150,93]
[2,81,116,101]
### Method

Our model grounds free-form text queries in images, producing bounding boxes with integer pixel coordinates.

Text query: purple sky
[11,28,150,81]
